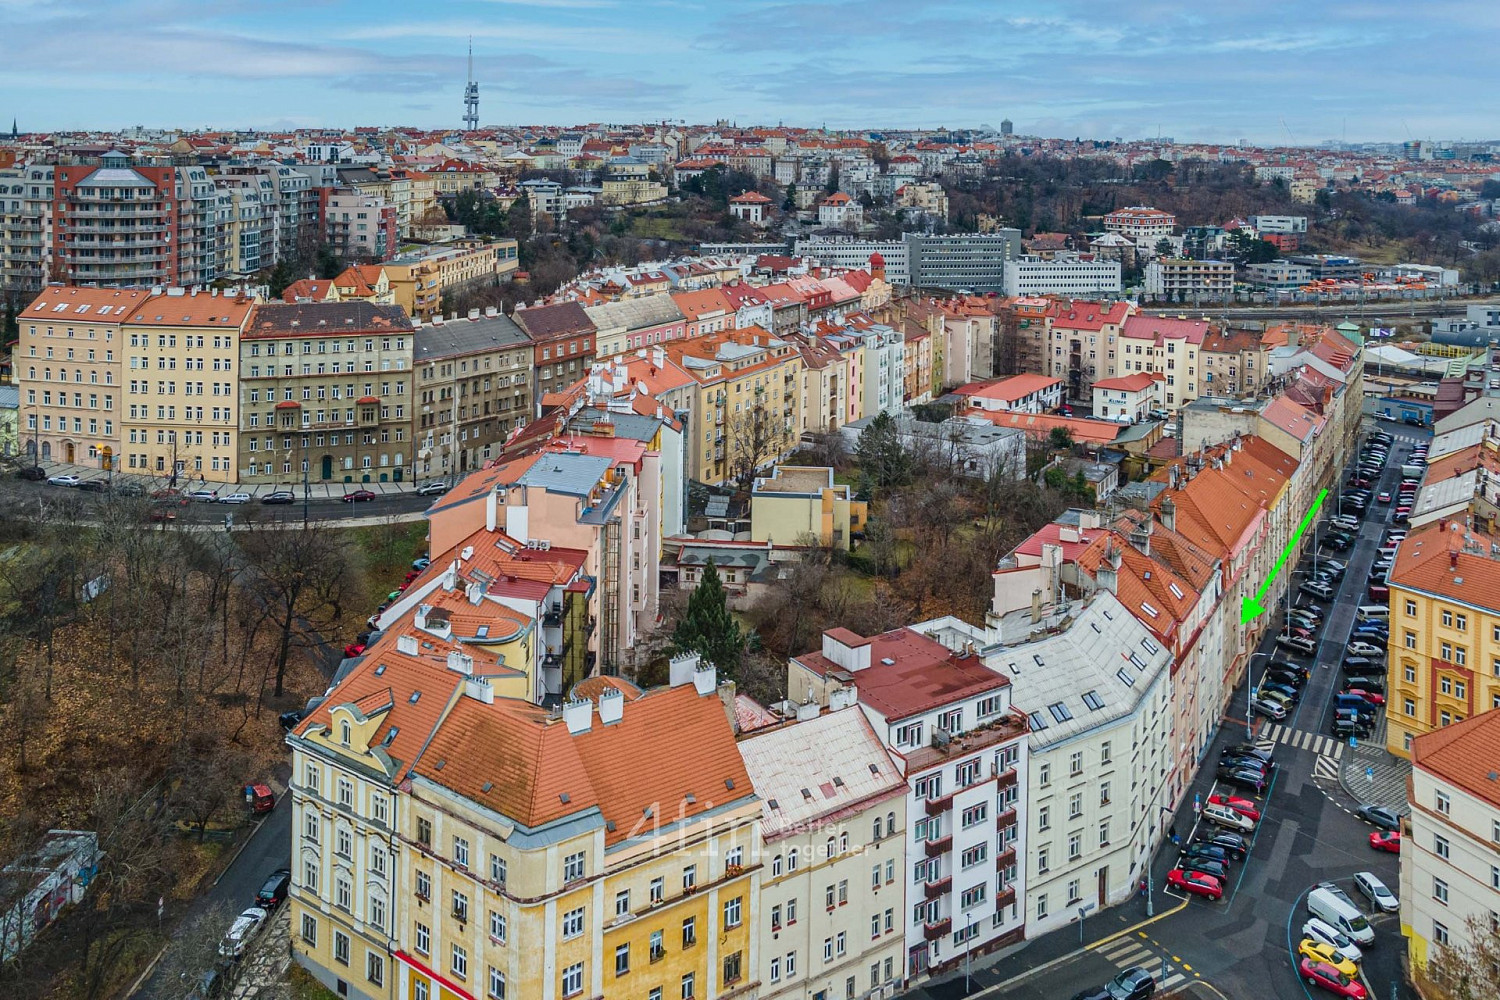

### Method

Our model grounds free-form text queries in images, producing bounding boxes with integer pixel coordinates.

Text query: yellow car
[1298,938,1358,978]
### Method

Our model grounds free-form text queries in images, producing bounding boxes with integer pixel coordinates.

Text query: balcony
[996,808,1017,834]
[924,793,953,817]
[922,876,951,901]
[995,767,1018,793]
[995,886,1016,910]
[923,835,951,859]
[995,846,1016,871]
[922,917,951,942]
[542,605,563,628]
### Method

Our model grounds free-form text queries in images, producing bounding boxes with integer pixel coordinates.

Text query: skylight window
[1028,711,1049,731]
[1082,690,1106,711]
[1141,638,1160,655]
[1140,602,1159,619]
[1117,668,1136,687]
[1128,652,1147,670]
[1048,702,1073,723]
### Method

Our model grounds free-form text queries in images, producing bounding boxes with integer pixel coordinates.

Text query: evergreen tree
[783,183,797,211]
[672,560,746,678]
[856,412,912,497]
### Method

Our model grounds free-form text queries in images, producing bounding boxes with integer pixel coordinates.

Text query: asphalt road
[0,474,435,524]
[136,787,292,999]
[914,417,1429,1000]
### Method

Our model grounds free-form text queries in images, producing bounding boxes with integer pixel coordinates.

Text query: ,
[1354,804,1402,830]
[1167,868,1223,901]
[218,906,268,959]
[1298,938,1357,978]
[1299,957,1368,998]
[1368,829,1400,853]
[1353,871,1398,912]
[46,474,80,487]
[342,489,377,503]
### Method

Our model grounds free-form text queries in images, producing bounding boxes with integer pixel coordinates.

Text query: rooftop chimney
[693,660,718,696]
[396,634,419,656]
[828,684,859,712]
[598,686,624,725]
[1031,588,1044,623]
[669,650,701,687]
[562,697,593,734]
[446,650,474,675]
[415,604,431,630]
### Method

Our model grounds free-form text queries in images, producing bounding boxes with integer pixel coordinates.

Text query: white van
[1307,885,1375,945]
[1355,605,1389,623]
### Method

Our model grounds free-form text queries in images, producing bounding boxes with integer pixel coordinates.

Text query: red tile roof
[793,628,1007,723]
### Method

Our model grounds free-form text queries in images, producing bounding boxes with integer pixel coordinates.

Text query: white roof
[737,707,904,841]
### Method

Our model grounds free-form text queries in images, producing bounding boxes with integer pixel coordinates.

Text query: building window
[1436,790,1451,815]
[562,906,584,939]
[563,851,586,882]
[1434,920,1450,946]
[681,971,696,1000]
[615,943,630,977]
[683,916,697,948]
[490,854,507,885]
[415,922,429,955]
[333,931,350,966]
[367,953,384,987]
[489,966,506,999]
[1406,600,1417,617]
[723,951,742,986]
[452,944,468,980]
[723,896,742,929]
[1435,835,1450,860]
[1037,893,1049,920]
[453,836,470,869]
[1434,878,1449,905]
[561,962,583,997]
[452,890,469,922]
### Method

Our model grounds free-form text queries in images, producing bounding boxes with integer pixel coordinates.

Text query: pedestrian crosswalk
[1257,724,1346,759]
[1313,754,1341,781]
[1092,934,1189,992]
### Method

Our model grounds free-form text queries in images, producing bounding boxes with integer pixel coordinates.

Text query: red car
[404,570,421,583]
[342,489,377,503]
[1367,585,1389,602]
[1369,829,1401,853]
[1345,688,1385,706]
[1299,957,1367,998]
[1208,794,1263,823]
[343,642,366,658]
[1166,868,1223,901]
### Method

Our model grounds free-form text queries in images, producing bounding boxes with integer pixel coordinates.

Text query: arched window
[340,719,351,746]
[873,817,883,841]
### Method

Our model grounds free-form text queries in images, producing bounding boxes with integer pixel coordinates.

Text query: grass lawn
[289,964,341,1000]
[339,520,430,624]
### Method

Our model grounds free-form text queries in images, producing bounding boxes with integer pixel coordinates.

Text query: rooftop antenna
[463,36,479,132]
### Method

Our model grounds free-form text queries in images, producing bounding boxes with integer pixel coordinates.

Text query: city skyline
[1,0,1493,144]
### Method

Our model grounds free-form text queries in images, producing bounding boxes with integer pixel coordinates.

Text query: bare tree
[726,405,788,492]
[153,903,239,1000]
[238,523,355,697]
[1424,912,1500,1000]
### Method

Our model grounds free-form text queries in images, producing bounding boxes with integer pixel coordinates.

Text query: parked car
[1250,695,1287,720]
[147,507,177,523]
[1215,765,1269,795]
[1277,634,1317,656]
[1177,842,1232,869]
[184,968,226,1000]
[1221,743,1275,767]
[17,466,47,481]
[1369,830,1401,853]
[1344,688,1385,707]
[1354,871,1398,912]
[1346,641,1383,659]
[1259,679,1301,702]
[76,479,107,493]
[416,481,449,496]
[1355,804,1403,830]
[1166,868,1223,901]
[1196,830,1248,860]
[1300,580,1335,600]
[412,557,431,570]
[1302,917,1363,963]
[1376,491,1391,503]
[185,489,217,502]
[1342,656,1379,675]
[255,868,291,910]
[1298,938,1358,978]
[1202,799,1258,830]
[217,493,252,504]
[1105,967,1156,1000]
[278,710,303,730]
[261,491,296,504]
[343,642,366,658]
[1331,718,1372,740]
[1207,794,1262,822]
[1265,667,1307,689]
[1367,584,1389,602]
[342,489,377,503]
[218,906,269,959]
[1343,675,1385,695]
[46,474,80,487]
[1298,958,1368,999]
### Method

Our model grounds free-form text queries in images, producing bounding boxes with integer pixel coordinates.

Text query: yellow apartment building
[749,465,866,550]
[667,327,803,486]
[397,659,761,1000]
[386,240,520,322]
[15,285,147,468]
[1385,520,1500,757]
[120,289,254,484]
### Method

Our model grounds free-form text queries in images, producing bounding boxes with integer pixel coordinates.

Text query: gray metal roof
[516,452,612,497]
[982,590,1171,750]
[0,385,19,409]
[582,295,685,333]
[572,408,663,443]
[414,313,530,361]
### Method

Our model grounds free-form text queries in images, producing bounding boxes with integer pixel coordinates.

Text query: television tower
[463,37,479,131]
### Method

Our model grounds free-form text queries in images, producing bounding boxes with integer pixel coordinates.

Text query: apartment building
[904,232,1021,293]
[512,302,598,402]
[748,465,866,551]
[15,285,145,467]
[584,295,688,359]
[286,640,458,1000]
[1044,300,1134,403]
[1401,711,1500,975]
[237,302,415,485]
[397,658,759,1000]
[385,240,520,322]
[1198,327,1268,398]
[1116,315,1213,411]
[665,327,803,486]
[788,627,1029,982]
[323,188,398,262]
[218,164,318,264]
[413,309,533,478]
[1385,520,1500,758]
[120,288,254,483]
[1102,207,1176,250]
[1002,255,1122,298]
[1,163,54,294]
[738,705,909,1000]
[1143,259,1235,301]
[50,153,223,287]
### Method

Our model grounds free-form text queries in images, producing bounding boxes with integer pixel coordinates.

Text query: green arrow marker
[1240,487,1330,625]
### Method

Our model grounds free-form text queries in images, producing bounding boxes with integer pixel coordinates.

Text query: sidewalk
[1339,738,1411,811]
[16,456,434,499]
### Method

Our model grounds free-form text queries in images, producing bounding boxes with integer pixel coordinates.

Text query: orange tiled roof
[1412,707,1500,808]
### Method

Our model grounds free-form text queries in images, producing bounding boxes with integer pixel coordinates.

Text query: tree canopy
[671,560,745,679]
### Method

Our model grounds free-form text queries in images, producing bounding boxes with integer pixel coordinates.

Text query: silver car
[1354,871,1398,912]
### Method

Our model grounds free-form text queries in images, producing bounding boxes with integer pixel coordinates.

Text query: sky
[1,0,1491,144]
